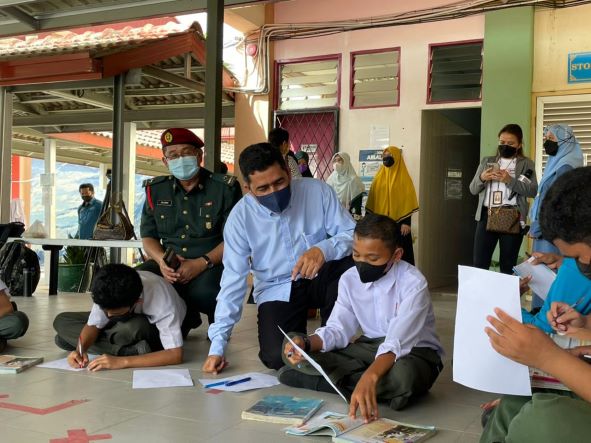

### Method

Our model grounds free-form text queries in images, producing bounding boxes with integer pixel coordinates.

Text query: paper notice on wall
[369,125,389,148]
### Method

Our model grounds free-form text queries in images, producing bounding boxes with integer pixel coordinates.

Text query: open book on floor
[285,411,436,442]
[0,355,43,374]
[241,395,323,425]
[331,417,436,443]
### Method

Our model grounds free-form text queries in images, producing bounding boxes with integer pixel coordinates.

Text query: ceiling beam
[2,6,39,30]
[13,105,234,127]
[45,89,113,110]
[142,65,205,95]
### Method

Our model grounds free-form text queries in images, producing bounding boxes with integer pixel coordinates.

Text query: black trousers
[473,206,524,275]
[257,255,354,370]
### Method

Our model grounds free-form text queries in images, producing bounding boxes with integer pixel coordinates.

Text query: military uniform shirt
[140,168,242,259]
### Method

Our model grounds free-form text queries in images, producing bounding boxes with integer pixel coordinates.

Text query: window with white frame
[350,48,400,109]
[535,95,591,177]
[277,57,339,111]
[428,41,483,103]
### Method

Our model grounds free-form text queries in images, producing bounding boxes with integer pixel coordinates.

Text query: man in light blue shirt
[76,183,103,239]
[203,143,355,373]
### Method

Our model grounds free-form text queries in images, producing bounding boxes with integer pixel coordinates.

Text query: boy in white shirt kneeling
[280,213,444,420]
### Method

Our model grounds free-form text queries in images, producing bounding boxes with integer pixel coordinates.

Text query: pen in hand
[77,336,85,368]
[554,296,586,335]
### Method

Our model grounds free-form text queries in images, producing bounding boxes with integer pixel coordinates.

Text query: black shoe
[0,338,6,353]
[54,335,76,351]
[118,340,151,356]
[277,367,337,394]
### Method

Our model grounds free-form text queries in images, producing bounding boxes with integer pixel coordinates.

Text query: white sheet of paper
[132,369,193,389]
[38,355,99,371]
[198,371,279,392]
[513,257,556,301]
[279,326,348,403]
[453,266,532,396]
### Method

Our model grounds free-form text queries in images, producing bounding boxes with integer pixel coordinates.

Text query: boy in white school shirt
[53,263,186,371]
[281,213,444,421]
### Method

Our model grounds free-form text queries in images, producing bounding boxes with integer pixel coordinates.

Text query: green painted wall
[481,7,534,156]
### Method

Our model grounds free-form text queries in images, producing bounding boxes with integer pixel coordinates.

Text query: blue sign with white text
[568,52,591,84]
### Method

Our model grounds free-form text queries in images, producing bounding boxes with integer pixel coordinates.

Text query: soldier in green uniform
[139,128,242,336]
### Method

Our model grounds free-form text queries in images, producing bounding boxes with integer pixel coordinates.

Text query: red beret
[161,128,204,150]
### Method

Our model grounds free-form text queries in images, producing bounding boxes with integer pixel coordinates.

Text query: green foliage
[61,234,87,265]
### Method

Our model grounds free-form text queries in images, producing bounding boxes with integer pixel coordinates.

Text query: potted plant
[57,236,88,292]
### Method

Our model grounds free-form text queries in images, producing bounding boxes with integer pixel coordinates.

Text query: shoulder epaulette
[142,175,172,188]
[213,173,238,187]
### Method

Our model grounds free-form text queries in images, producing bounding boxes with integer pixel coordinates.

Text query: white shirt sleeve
[377,280,431,359]
[87,303,110,329]
[314,277,360,352]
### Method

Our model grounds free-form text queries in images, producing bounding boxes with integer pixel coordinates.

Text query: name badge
[157,200,172,207]
[492,191,503,206]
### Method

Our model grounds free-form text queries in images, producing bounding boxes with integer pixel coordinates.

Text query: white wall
[273,0,484,256]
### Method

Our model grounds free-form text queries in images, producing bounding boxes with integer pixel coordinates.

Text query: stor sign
[568,52,591,84]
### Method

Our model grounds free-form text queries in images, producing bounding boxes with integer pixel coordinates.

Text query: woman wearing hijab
[365,146,418,265]
[294,151,314,178]
[528,124,584,309]
[326,153,365,214]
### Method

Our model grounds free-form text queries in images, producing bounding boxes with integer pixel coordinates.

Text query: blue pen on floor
[203,380,227,389]
[204,377,252,389]
[224,377,251,387]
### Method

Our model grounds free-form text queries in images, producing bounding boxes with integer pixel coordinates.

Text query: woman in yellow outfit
[366,146,418,265]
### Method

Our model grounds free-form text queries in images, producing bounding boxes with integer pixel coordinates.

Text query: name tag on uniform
[204,201,213,207]
[492,191,503,205]
[157,200,172,206]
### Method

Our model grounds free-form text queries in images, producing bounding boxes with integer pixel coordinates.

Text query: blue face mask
[256,185,291,213]
[168,156,199,180]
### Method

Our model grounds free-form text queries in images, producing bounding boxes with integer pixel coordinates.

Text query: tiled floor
[1,288,495,442]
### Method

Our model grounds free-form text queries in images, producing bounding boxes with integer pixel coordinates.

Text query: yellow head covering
[365,146,418,223]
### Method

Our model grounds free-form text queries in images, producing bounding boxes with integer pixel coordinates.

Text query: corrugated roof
[0,20,190,60]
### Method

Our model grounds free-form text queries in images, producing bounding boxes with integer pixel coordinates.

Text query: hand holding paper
[279,326,348,403]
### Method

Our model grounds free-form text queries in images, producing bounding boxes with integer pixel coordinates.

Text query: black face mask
[383,156,395,167]
[576,260,591,280]
[498,144,517,158]
[355,260,390,283]
[105,305,136,327]
[543,139,559,156]
[81,195,93,203]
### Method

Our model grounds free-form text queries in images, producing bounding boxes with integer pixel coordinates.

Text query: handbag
[485,183,521,234]
[93,198,135,240]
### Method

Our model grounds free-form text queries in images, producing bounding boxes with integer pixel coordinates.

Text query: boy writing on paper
[280,213,444,421]
[53,264,186,371]
[481,167,591,443]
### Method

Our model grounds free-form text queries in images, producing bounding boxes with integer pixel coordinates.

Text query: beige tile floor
[0,288,495,443]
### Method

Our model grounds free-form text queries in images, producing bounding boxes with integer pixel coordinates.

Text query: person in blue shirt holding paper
[521,257,591,333]
[481,167,591,443]
[528,124,583,309]
[202,143,355,374]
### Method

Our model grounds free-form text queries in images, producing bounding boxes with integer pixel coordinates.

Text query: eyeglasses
[165,149,198,161]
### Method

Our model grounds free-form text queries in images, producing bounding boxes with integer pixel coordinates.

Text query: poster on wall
[369,125,390,149]
[358,149,384,192]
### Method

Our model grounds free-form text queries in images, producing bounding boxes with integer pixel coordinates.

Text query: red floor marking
[0,394,88,415]
[50,429,112,443]
[206,388,223,394]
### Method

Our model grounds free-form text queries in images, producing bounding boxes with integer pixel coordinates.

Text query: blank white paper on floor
[132,368,193,389]
[198,371,280,392]
[38,355,99,371]
[513,257,556,301]
[453,266,532,396]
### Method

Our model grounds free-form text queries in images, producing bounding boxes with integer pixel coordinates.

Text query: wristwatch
[200,254,214,269]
